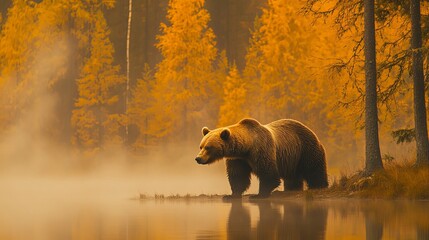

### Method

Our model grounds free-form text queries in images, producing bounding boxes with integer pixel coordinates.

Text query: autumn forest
[0,0,428,175]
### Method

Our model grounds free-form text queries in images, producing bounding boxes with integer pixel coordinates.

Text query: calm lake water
[1,191,429,240]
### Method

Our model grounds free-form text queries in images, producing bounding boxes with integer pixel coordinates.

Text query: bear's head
[195,126,231,165]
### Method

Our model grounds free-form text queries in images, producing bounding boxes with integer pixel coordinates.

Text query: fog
[0,129,245,200]
[0,38,257,203]
[0,35,415,202]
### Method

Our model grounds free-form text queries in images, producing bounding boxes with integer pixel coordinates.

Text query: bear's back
[266,119,319,144]
[235,118,321,151]
[265,119,323,177]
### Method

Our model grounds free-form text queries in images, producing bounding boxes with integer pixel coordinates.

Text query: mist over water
[0,35,241,197]
[0,34,415,201]
[0,1,426,239]
[0,31,420,240]
[1,191,428,240]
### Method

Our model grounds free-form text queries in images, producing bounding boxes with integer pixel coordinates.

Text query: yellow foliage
[243,0,364,170]
[71,108,100,150]
[0,0,71,132]
[218,64,248,126]
[71,5,125,153]
[128,65,156,148]
[244,0,318,122]
[0,0,424,170]
[148,0,219,141]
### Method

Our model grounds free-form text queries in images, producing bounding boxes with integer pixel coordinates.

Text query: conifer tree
[71,7,125,153]
[410,0,429,166]
[150,0,218,141]
[218,64,248,126]
[243,0,324,123]
[128,64,153,148]
[0,0,70,132]
[211,50,228,120]
[242,0,363,170]
[363,0,383,174]
[244,0,285,122]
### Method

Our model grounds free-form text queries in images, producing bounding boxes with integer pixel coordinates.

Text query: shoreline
[135,192,429,201]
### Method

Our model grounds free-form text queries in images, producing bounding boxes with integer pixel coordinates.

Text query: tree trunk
[365,212,383,240]
[417,226,429,240]
[0,0,12,23]
[363,0,383,174]
[125,0,133,143]
[144,0,149,64]
[411,0,429,166]
[226,0,231,62]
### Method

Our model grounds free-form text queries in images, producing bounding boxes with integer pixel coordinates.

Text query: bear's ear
[220,128,230,140]
[202,127,210,136]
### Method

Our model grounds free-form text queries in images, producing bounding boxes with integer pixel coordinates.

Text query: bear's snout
[195,157,203,164]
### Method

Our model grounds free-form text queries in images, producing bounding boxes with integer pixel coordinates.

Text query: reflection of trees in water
[225,200,328,240]
[325,200,385,239]
[279,201,328,240]
[364,211,383,240]
[224,200,429,240]
[360,202,384,240]
[329,200,429,240]
[62,200,429,240]
[9,199,429,239]
[417,226,429,240]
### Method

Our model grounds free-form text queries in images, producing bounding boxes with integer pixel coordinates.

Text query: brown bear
[195,118,328,199]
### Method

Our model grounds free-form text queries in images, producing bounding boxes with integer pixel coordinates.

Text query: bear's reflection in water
[226,200,328,240]
[227,201,252,240]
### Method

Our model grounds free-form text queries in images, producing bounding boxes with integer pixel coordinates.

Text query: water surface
[1,189,428,240]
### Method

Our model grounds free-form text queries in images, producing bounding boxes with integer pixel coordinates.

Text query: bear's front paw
[222,194,242,201]
[249,194,270,200]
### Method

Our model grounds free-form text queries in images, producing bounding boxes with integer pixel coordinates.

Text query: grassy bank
[331,162,429,199]
[137,163,429,200]
[138,193,223,200]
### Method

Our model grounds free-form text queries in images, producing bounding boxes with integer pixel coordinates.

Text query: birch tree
[125,0,133,142]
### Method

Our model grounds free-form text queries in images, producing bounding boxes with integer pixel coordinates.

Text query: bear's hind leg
[225,159,252,199]
[303,148,328,189]
[305,163,328,189]
[284,177,303,191]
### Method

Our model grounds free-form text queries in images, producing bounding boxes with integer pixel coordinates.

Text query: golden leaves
[146,0,218,141]
[218,64,248,127]
[71,1,125,152]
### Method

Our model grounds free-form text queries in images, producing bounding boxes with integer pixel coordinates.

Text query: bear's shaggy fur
[195,118,328,199]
